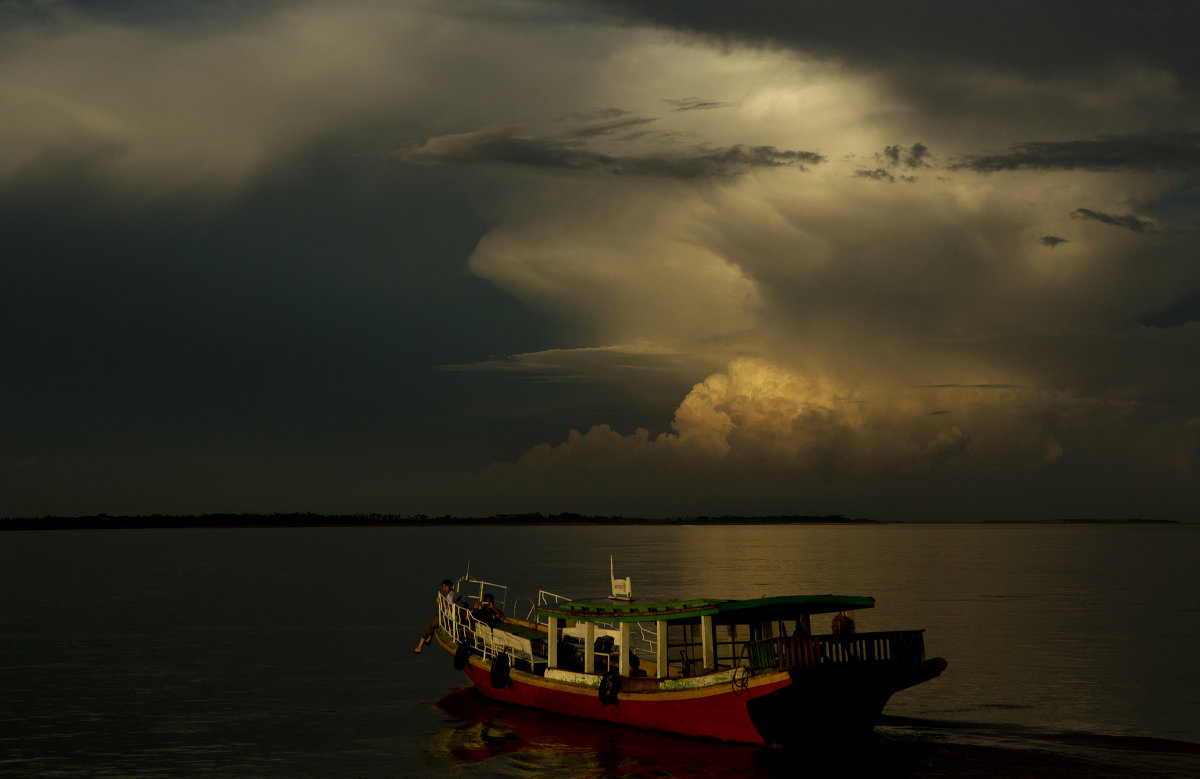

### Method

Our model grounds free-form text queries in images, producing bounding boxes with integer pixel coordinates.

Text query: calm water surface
[2,524,1198,776]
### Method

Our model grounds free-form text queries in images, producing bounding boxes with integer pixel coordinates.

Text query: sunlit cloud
[0,2,432,191]
[470,356,1199,519]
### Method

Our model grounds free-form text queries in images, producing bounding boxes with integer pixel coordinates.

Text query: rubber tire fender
[453,641,471,670]
[490,653,511,688]
[599,670,621,705]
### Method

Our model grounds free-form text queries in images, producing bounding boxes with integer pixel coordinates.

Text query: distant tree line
[0,513,876,531]
[2,514,1178,531]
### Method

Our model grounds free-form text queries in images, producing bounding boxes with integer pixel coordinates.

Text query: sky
[3,0,1199,521]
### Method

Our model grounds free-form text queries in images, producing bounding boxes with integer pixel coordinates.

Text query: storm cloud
[3,0,1199,520]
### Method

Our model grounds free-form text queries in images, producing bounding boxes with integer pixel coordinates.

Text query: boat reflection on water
[429,688,987,778]
[432,688,1192,778]
[432,687,784,778]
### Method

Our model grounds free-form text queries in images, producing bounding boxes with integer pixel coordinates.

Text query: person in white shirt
[411,579,466,654]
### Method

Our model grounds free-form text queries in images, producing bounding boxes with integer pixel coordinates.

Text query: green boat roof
[536,594,875,624]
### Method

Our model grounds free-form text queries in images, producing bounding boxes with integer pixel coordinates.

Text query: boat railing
[455,576,508,616]
[633,622,659,659]
[528,589,658,660]
[439,571,509,645]
[437,598,548,671]
[529,589,572,626]
[745,630,927,672]
[437,599,478,645]
[513,596,538,624]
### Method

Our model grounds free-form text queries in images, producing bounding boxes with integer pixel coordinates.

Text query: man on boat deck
[831,611,856,635]
[470,593,504,627]
[411,579,466,654]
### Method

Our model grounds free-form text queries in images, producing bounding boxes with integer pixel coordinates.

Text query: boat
[432,568,947,746]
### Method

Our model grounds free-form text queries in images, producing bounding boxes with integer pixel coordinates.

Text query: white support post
[701,614,714,671]
[584,622,596,674]
[618,622,631,677]
[547,616,559,669]
[656,620,668,679]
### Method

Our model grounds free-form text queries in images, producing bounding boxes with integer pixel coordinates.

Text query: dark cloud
[1039,235,1069,248]
[919,384,1023,390]
[0,145,575,514]
[1070,208,1154,233]
[0,0,279,26]
[855,168,894,183]
[854,155,924,182]
[559,107,635,122]
[858,144,928,182]
[580,1,1200,92]
[1140,293,1200,328]
[562,115,658,138]
[578,1,1200,148]
[883,143,930,168]
[665,97,734,111]
[954,131,1200,173]
[397,127,824,178]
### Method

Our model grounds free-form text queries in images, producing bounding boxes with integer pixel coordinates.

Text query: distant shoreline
[0,514,1182,530]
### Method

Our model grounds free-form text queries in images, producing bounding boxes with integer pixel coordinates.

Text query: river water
[2,524,1198,776]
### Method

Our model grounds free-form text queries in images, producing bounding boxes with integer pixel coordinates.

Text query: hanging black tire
[453,641,471,670]
[599,670,621,705]
[490,653,511,688]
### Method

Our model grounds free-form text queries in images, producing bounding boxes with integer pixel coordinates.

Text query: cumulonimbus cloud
[473,356,1200,519]
[483,357,1062,476]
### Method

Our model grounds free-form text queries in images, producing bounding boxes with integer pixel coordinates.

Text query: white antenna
[609,555,632,601]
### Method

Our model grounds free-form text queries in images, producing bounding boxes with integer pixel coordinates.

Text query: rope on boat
[731,665,752,696]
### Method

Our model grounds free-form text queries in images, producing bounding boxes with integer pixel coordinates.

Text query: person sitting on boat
[470,593,504,627]
[628,654,647,678]
[411,579,466,654]
[831,611,856,635]
[791,616,819,666]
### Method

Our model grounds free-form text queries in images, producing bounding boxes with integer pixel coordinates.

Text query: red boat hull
[457,655,788,744]
[436,633,943,745]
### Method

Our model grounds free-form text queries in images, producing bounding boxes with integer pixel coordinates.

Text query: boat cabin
[440,584,931,688]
